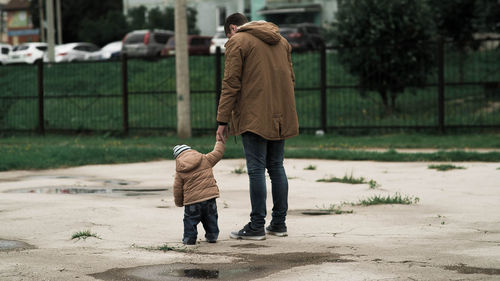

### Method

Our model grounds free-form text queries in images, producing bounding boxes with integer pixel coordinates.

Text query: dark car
[161,35,213,56]
[122,29,174,58]
[280,23,324,52]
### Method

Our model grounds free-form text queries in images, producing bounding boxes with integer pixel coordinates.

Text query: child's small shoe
[206,239,217,243]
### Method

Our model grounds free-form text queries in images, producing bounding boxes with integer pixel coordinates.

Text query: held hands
[216,125,228,143]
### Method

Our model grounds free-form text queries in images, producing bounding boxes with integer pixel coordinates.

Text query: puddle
[4,187,168,196]
[22,175,87,180]
[14,176,139,186]
[91,252,353,281]
[92,264,257,281]
[175,268,220,279]
[103,180,139,186]
[288,209,333,216]
[0,239,34,251]
[230,243,269,249]
[444,264,500,275]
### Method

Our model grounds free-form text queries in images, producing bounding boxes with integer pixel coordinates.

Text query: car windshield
[213,31,226,39]
[124,33,145,44]
[13,45,29,51]
[154,33,171,44]
[305,26,320,34]
[191,38,210,46]
[167,38,175,48]
[36,46,47,51]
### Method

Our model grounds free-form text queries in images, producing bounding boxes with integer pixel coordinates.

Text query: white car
[0,43,12,65]
[6,42,47,64]
[209,26,228,54]
[47,42,100,63]
[87,41,122,61]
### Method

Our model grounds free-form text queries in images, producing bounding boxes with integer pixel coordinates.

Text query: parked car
[122,29,173,58]
[87,41,122,61]
[46,42,100,63]
[161,35,213,56]
[209,26,228,54]
[6,42,47,64]
[279,23,324,52]
[0,43,12,65]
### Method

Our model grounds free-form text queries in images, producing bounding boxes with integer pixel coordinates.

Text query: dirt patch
[444,263,500,275]
[90,252,353,281]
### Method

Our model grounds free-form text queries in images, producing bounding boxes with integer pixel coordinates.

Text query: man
[216,13,299,240]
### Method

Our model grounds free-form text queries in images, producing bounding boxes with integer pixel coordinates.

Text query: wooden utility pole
[45,0,55,62]
[56,0,62,44]
[175,0,191,138]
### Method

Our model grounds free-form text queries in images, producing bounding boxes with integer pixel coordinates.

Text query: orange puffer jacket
[173,141,225,207]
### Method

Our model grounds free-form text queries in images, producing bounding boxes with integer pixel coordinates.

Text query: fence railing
[0,38,499,135]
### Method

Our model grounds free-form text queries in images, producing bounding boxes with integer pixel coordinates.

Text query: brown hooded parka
[217,21,299,140]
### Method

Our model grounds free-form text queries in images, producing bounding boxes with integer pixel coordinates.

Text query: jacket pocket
[231,110,241,134]
[272,114,282,138]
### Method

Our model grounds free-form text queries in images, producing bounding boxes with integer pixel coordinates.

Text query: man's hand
[216,125,228,143]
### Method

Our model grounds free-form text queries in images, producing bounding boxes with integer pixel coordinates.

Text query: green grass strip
[0,134,499,171]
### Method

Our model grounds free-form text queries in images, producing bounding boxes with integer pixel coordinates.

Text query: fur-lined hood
[237,21,281,45]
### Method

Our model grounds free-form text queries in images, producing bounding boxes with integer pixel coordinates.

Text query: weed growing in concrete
[355,193,419,206]
[317,171,379,189]
[133,243,191,253]
[156,244,190,252]
[304,165,317,170]
[232,164,247,174]
[317,172,365,184]
[71,230,101,240]
[368,179,379,189]
[428,164,466,171]
[318,204,353,214]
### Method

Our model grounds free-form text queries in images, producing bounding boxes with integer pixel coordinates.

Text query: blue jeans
[241,132,289,230]
[183,198,219,243]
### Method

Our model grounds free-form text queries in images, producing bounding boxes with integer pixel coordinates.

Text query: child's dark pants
[183,198,219,244]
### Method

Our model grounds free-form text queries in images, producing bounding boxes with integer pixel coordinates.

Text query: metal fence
[0,39,499,135]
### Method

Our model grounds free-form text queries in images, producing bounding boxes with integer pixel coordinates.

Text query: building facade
[3,0,39,45]
[123,0,337,37]
[0,0,10,42]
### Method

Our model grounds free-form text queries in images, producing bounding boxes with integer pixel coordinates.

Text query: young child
[173,141,225,245]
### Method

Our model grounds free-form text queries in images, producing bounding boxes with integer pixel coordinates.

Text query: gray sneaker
[230,223,266,240]
[266,224,288,237]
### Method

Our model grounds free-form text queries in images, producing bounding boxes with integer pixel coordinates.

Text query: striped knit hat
[173,144,191,158]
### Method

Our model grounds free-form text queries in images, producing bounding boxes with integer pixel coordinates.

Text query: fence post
[320,44,327,133]
[215,46,222,121]
[437,38,445,133]
[37,59,45,134]
[121,54,129,135]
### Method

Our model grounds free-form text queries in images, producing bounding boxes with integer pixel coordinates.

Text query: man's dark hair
[224,13,248,35]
